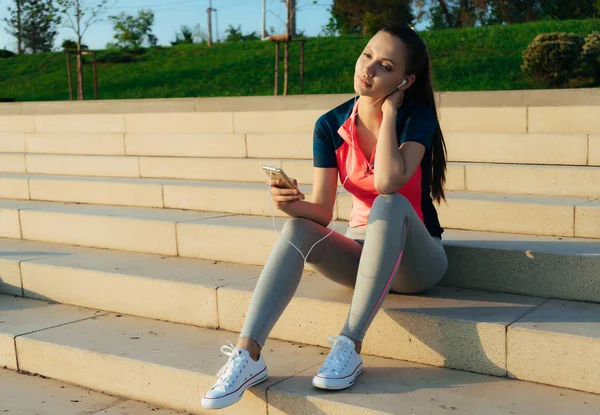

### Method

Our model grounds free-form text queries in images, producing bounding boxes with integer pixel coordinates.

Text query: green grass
[1,19,599,102]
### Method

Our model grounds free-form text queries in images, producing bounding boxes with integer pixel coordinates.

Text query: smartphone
[262,165,297,189]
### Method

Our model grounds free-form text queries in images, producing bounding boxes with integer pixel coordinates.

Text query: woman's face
[354,31,409,98]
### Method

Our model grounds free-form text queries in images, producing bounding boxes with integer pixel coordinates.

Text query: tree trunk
[457,0,470,27]
[524,0,537,22]
[17,0,23,55]
[32,23,37,53]
[496,0,511,24]
[286,0,296,37]
[283,42,289,95]
[437,0,455,27]
[289,0,296,37]
[77,41,84,100]
[284,0,293,95]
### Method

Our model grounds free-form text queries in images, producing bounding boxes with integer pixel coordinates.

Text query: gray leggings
[239,193,448,348]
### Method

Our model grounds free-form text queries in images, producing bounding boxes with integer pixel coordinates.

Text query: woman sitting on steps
[202,23,448,410]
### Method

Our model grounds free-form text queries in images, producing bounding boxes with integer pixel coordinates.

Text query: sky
[0,0,336,51]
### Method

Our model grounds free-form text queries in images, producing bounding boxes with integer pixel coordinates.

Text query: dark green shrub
[61,40,89,50]
[522,32,585,87]
[97,50,134,63]
[0,49,16,58]
[580,31,600,81]
[96,45,150,64]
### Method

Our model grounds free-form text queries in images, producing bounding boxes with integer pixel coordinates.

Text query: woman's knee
[390,242,448,295]
[281,217,321,240]
[374,193,411,208]
[371,193,413,218]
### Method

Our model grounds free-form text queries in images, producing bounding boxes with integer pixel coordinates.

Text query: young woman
[202,24,448,410]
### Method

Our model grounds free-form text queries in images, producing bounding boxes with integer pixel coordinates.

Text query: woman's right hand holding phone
[270,178,305,210]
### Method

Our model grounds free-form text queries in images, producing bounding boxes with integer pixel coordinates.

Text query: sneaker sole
[201,371,269,410]
[312,367,363,390]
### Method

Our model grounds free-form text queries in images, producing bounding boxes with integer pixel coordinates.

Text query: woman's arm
[273,167,338,227]
[373,108,426,194]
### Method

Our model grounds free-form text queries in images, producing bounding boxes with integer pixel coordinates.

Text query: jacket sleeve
[313,115,338,168]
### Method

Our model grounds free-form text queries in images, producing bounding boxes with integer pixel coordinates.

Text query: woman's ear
[402,74,417,89]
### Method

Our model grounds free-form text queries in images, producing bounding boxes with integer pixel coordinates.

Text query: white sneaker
[201,340,268,410]
[312,335,363,390]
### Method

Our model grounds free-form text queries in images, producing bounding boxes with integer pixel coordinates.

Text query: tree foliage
[4,0,61,53]
[107,9,158,50]
[56,0,110,100]
[224,25,260,42]
[328,0,414,36]
[414,1,599,30]
[171,25,193,46]
[56,0,109,46]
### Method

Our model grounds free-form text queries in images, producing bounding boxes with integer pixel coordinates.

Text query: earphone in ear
[390,78,408,93]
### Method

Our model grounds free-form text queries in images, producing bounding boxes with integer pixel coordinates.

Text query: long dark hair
[380,24,447,203]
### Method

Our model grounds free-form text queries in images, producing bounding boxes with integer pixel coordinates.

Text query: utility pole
[261,0,267,39]
[214,8,219,42]
[207,0,214,47]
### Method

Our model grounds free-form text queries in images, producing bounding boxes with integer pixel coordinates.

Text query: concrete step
[0,198,232,256]
[0,153,285,182]
[0,238,541,377]
[1,174,599,238]
[0,110,325,135]
[0,131,251,158]
[433,192,600,238]
[278,159,600,196]
[1,238,600,392]
[2,295,599,414]
[1,199,599,302]
[3,106,600,135]
[458,163,600,198]
[446,133,598,166]
[0,95,349,115]
[2,132,598,169]
[439,230,600,303]
[236,132,600,168]
[3,90,600,116]
[3,152,600,198]
[0,174,316,216]
[0,367,185,414]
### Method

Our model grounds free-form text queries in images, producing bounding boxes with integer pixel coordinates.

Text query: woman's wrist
[382,104,398,117]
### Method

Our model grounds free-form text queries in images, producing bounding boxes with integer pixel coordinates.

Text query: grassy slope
[0,19,599,102]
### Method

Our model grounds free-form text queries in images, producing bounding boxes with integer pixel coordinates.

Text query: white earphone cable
[267,94,359,266]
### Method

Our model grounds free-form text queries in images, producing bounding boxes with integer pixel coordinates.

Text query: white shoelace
[320,336,353,374]
[213,340,246,391]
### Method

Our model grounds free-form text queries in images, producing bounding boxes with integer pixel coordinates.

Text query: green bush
[0,49,16,58]
[61,40,89,50]
[96,47,149,64]
[522,32,585,87]
[581,31,600,80]
[97,50,135,63]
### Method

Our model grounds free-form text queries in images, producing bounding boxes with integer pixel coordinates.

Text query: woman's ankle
[342,335,362,354]
[236,337,261,360]
[354,342,362,354]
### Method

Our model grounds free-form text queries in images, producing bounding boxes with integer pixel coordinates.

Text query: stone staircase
[0,365,184,414]
[0,91,599,414]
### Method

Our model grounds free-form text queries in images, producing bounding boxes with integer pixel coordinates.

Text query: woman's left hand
[381,87,404,115]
